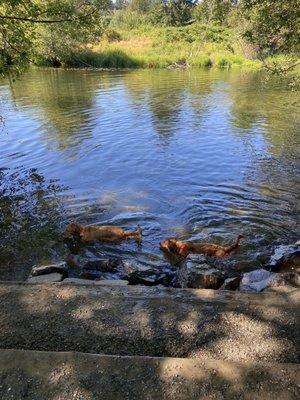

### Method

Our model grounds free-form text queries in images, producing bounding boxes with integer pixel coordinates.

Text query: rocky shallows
[25,241,300,293]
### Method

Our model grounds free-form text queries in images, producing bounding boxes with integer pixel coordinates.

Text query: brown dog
[65,222,142,243]
[160,235,244,258]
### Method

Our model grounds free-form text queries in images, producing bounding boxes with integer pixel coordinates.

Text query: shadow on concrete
[0,283,299,399]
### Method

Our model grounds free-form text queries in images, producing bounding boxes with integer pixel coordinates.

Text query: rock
[84,258,120,272]
[27,273,63,283]
[80,270,104,280]
[83,249,100,259]
[240,269,286,293]
[31,262,68,278]
[124,262,153,275]
[220,277,241,291]
[63,278,128,286]
[123,261,170,286]
[178,255,225,289]
[65,254,82,268]
[268,244,300,272]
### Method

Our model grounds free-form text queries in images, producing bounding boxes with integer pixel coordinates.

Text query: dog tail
[134,224,143,242]
[225,234,244,254]
[124,225,142,242]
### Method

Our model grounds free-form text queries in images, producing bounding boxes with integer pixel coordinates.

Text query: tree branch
[0,9,96,24]
[263,60,300,74]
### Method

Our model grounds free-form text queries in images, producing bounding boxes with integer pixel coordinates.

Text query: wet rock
[28,273,63,283]
[240,269,286,293]
[83,248,106,259]
[63,278,128,286]
[31,262,68,278]
[220,277,241,291]
[84,258,120,272]
[123,261,170,286]
[80,270,103,280]
[65,254,83,269]
[267,244,300,272]
[178,255,225,289]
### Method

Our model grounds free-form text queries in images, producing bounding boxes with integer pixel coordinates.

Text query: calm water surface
[0,68,299,277]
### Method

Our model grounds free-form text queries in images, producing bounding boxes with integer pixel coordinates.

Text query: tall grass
[36,23,263,70]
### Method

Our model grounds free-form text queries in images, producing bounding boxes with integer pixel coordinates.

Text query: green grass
[35,23,270,71]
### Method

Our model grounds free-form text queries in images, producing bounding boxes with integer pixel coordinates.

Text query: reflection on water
[0,68,299,276]
[0,167,67,280]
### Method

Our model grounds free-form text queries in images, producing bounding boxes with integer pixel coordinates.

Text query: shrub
[104,29,122,42]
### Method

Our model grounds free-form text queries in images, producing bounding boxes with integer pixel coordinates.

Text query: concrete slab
[0,282,299,363]
[27,273,63,283]
[63,278,128,285]
[0,349,299,400]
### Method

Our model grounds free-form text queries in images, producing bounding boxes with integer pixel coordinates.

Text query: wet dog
[160,235,244,258]
[65,222,142,243]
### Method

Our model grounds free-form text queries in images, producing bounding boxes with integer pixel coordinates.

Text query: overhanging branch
[0,9,96,24]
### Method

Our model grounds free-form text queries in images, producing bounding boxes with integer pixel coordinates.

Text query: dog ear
[177,242,188,257]
[170,240,181,254]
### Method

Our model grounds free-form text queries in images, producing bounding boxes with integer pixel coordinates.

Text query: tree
[149,0,196,26]
[0,0,110,76]
[239,0,300,56]
[166,0,195,26]
[194,0,236,25]
[128,0,152,13]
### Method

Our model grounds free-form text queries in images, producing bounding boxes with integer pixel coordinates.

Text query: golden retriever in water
[160,235,244,258]
[65,222,142,243]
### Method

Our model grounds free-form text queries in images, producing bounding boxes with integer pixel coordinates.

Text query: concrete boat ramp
[0,281,299,399]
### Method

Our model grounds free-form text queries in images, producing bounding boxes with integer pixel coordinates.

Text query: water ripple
[0,68,299,271]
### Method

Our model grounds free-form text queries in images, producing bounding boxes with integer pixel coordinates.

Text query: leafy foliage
[239,0,300,56]
[0,0,110,76]
[0,0,299,77]
[193,0,236,25]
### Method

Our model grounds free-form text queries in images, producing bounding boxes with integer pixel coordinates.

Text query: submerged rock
[267,244,300,272]
[240,269,286,292]
[178,255,225,289]
[31,262,68,278]
[28,273,63,283]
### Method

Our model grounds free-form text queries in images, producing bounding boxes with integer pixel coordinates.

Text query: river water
[0,68,299,279]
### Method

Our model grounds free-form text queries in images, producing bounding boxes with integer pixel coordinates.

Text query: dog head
[65,222,84,238]
[160,238,189,257]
